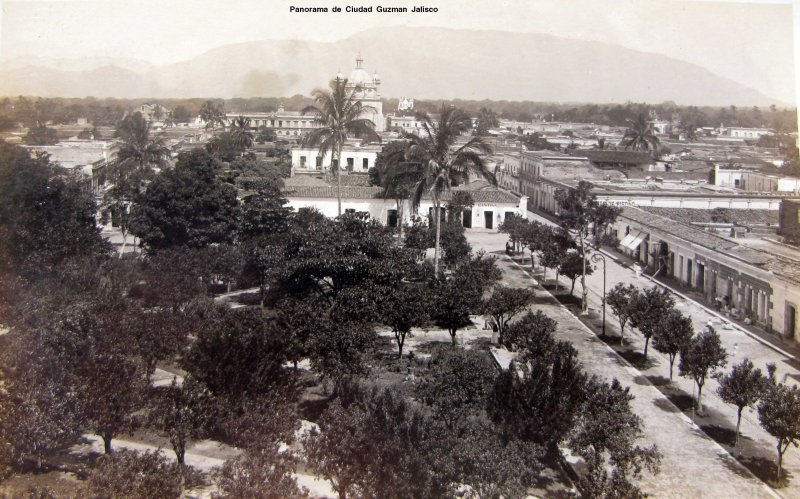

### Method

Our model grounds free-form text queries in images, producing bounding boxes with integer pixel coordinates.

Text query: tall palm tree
[229,115,254,154]
[199,100,225,130]
[106,111,169,254]
[302,77,381,216]
[385,105,495,277]
[621,113,661,155]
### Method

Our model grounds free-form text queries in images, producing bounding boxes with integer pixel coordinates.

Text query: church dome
[347,54,373,86]
[348,68,372,85]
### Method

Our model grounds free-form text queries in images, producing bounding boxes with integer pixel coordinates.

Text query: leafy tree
[628,286,675,358]
[430,277,477,347]
[130,149,240,251]
[86,449,183,499]
[255,126,277,144]
[171,105,192,124]
[446,191,474,223]
[278,212,411,303]
[380,284,429,358]
[416,350,496,429]
[521,219,549,271]
[215,446,307,499]
[490,341,588,453]
[80,349,148,454]
[606,283,638,344]
[499,213,528,254]
[559,250,593,296]
[678,329,727,412]
[0,142,110,276]
[23,124,59,145]
[475,107,499,136]
[434,419,541,499]
[218,392,300,453]
[150,376,215,465]
[621,113,661,155]
[238,185,293,241]
[539,227,574,286]
[301,77,381,216]
[304,385,438,499]
[206,132,245,162]
[183,307,292,398]
[758,368,800,482]
[438,218,472,268]
[569,378,661,498]
[0,368,83,469]
[503,310,558,358]
[652,309,695,380]
[306,321,375,389]
[555,181,619,311]
[382,105,495,277]
[482,286,536,345]
[717,359,769,450]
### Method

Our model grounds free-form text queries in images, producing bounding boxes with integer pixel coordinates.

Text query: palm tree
[106,111,169,254]
[199,100,225,130]
[385,105,495,277]
[375,140,411,240]
[621,113,661,155]
[302,77,381,216]
[229,115,254,154]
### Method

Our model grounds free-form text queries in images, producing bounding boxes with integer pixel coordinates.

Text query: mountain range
[0,27,785,106]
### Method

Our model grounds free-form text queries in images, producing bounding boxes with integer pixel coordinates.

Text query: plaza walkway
[467,230,783,498]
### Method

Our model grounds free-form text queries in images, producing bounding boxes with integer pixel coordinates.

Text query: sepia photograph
[0,0,799,497]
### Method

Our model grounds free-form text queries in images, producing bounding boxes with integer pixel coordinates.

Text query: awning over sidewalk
[619,232,637,248]
[624,231,648,250]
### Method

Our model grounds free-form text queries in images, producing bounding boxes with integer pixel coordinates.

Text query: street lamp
[591,252,607,338]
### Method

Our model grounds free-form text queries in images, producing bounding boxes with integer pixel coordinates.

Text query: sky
[0,0,797,104]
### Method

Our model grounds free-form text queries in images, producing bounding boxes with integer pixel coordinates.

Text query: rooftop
[620,207,800,281]
[282,180,519,204]
[581,150,654,165]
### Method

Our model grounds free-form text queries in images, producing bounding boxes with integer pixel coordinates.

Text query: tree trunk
[396,199,404,242]
[669,354,675,380]
[570,279,576,296]
[176,445,186,465]
[396,331,405,358]
[643,336,650,358]
[336,144,343,216]
[696,382,704,412]
[777,443,784,482]
[450,329,457,347]
[580,233,588,313]
[735,407,742,451]
[103,434,113,454]
[434,199,441,278]
[119,229,128,258]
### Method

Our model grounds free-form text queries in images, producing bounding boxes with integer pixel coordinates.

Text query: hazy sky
[0,0,797,103]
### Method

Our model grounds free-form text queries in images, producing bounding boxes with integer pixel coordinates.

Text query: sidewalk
[495,254,778,498]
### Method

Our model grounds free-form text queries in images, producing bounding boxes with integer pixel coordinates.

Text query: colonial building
[713,164,800,194]
[281,178,526,230]
[224,55,385,140]
[610,206,800,343]
[290,143,382,173]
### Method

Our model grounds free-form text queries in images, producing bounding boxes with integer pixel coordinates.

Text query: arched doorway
[786,304,797,340]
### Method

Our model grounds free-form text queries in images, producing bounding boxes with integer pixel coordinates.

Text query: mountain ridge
[0,26,787,106]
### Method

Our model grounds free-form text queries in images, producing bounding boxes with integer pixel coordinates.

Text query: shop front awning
[624,231,648,250]
[619,232,636,248]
